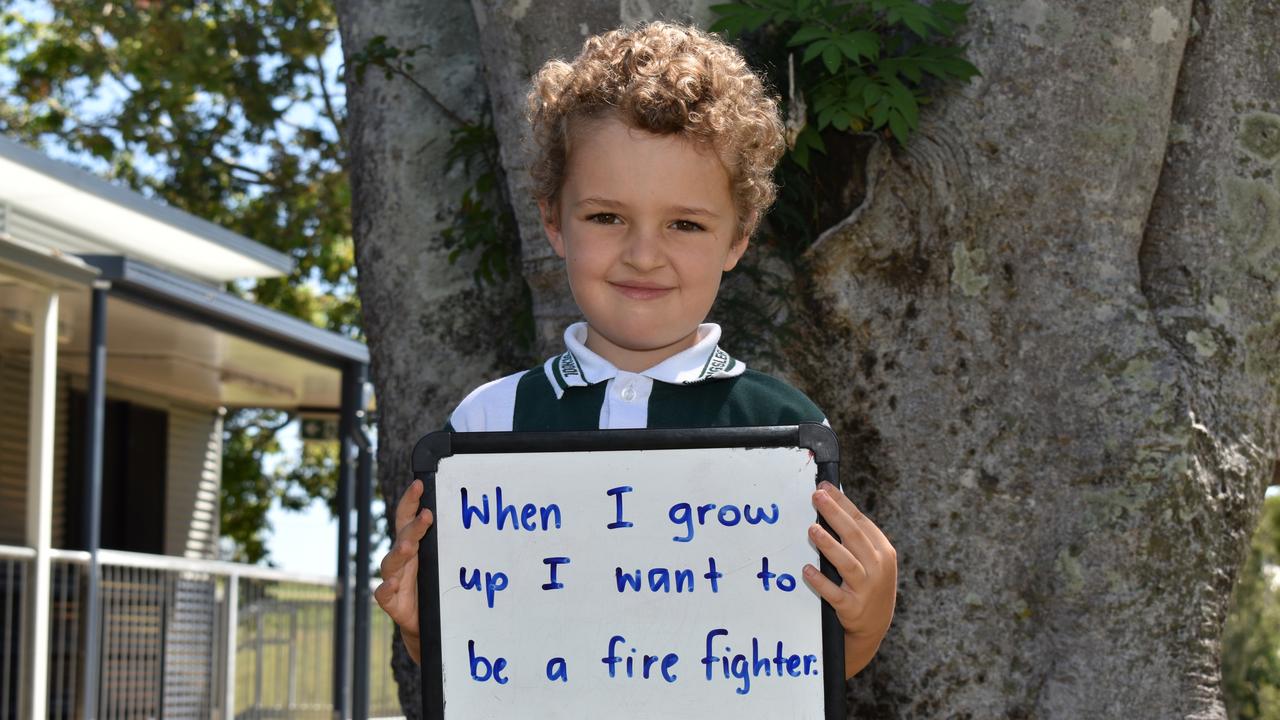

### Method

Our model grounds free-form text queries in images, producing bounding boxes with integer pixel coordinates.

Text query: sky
[268,494,392,578]
[261,418,390,577]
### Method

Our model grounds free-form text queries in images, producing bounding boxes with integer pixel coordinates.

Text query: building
[0,135,393,718]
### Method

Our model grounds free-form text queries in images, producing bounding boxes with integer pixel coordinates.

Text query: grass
[232,582,402,717]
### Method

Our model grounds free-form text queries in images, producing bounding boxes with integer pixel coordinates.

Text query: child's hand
[802,480,898,679]
[373,478,434,665]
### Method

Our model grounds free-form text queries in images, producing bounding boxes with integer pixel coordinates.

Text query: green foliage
[440,109,520,286]
[349,34,423,82]
[1222,490,1280,720]
[0,0,354,563]
[353,35,519,287]
[710,0,979,164]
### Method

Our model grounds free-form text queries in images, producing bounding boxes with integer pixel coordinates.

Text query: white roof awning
[0,135,292,283]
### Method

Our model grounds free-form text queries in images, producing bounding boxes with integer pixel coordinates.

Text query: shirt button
[620,385,637,402]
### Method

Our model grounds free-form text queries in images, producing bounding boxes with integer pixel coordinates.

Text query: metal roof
[0,135,293,282]
[82,255,368,367]
[0,232,101,289]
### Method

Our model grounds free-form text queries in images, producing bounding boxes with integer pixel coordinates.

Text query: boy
[375,19,897,682]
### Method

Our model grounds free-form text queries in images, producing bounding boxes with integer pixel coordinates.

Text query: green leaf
[798,125,827,154]
[870,101,890,128]
[884,76,919,121]
[888,109,910,145]
[837,30,880,61]
[863,81,884,107]
[883,1,942,39]
[835,37,861,62]
[816,105,835,130]
[751,8,777,29]
[708,3,756,36]
[787,24,829,47]
[845,74,871,98]
[792,142,811,171]
[802,39,828,64]
[842,94,867,119]
[931,1,972,33]
[821,44,842,74]
[899,61,924,83]
[707,16,743,36]
[898,13,929,38]
[81,133,115,161]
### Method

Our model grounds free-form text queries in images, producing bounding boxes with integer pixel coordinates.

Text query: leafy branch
[711,0,979,167]
[439,108,520,286]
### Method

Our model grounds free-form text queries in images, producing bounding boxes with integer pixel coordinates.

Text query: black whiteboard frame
[410,423,845,720]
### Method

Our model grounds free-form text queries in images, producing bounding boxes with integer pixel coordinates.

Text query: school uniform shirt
[445,321,828,432]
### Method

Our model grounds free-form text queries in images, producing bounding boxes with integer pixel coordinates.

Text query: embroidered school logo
[688,347,733,383]
[705,347,730,376]
[558,352,581,380]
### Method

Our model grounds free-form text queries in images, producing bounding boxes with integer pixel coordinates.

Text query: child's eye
[586,213,621,225]
[672,220,706,232]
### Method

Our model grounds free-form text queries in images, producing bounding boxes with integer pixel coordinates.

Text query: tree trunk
[337,0,1280,716]
[334,0,531,714]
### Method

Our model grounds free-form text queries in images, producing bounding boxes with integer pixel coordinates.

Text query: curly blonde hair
[525,20,785,241]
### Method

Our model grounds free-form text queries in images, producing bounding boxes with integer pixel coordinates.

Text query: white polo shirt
[446,322,827,432]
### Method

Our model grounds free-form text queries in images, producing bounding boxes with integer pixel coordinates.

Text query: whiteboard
[414,427,843,720]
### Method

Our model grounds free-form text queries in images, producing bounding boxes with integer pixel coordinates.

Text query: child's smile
[538,113,749,373]
[608,280,674,301]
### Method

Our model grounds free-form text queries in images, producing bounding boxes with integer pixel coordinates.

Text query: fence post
[254,605,264,708]
[80,283,108,720]
[222,574,238,720]
[23,289,58,720]
[353,405,374,720]
[288,606,298,709]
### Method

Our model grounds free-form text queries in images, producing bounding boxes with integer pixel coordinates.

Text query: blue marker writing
[606,486,633,529]
[542,556,570,590]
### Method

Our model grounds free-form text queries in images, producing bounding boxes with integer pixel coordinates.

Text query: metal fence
[0,549,31,720]
[0,545,403,719]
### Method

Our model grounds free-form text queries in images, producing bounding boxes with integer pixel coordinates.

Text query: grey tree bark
[334,0,530,713]
[337,0,1280,716]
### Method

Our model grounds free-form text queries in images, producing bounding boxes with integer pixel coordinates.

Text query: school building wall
[0,350,223,558]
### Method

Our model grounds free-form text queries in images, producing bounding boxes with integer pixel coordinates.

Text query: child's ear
[723,235,749,272]
[539,198,566,258]
[722,213,755,272]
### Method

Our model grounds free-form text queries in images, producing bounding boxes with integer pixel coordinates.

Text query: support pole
[222,574,238,719]
[353,369,373,720]
[80,283,108,720]
[23,289,58,720]
[333,363,360,719]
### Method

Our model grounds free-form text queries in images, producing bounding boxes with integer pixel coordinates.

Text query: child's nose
[622,226,666,271]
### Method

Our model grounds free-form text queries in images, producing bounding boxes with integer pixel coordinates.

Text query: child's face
[538,114,749,369]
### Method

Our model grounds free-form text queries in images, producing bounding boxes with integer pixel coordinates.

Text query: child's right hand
[373,478,433,665]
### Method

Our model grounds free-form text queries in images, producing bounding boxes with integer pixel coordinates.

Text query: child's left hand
[802,479,898,679]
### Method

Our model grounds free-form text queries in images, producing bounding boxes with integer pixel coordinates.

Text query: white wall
[0,353,222,557]
[164,404,222,559]
[0,353,69,547]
